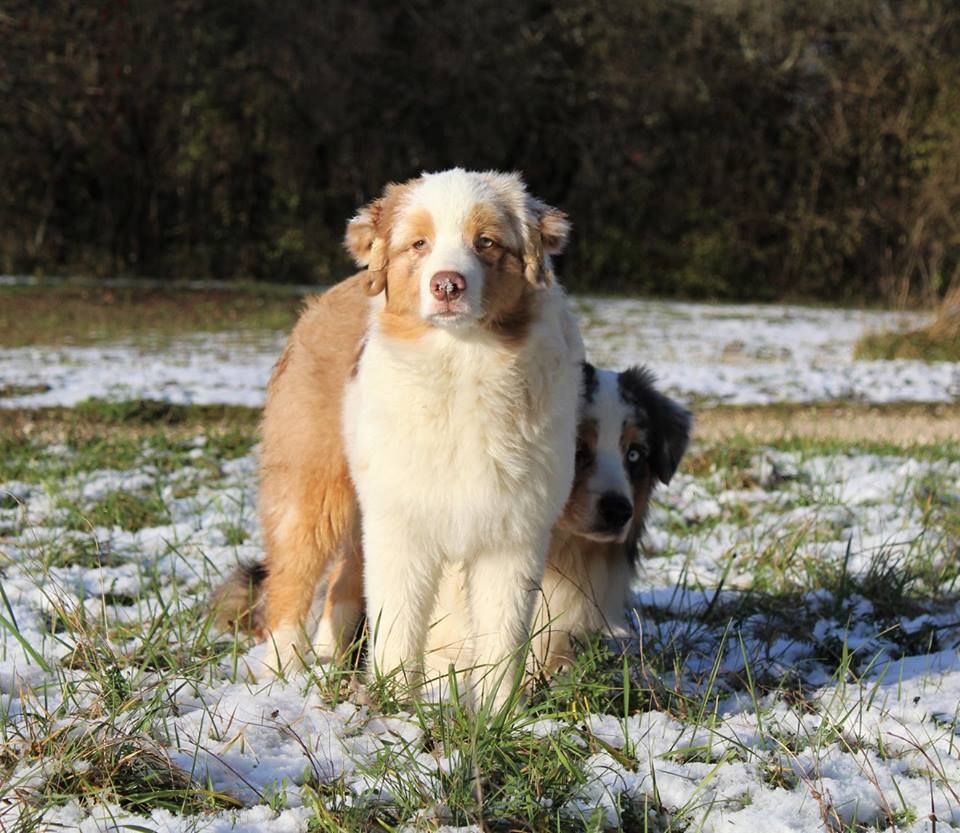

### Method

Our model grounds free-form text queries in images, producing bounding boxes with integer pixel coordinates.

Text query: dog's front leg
[465,539,547,710]
[364,518,441,696]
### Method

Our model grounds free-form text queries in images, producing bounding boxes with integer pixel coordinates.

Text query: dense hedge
[2,0,959,302]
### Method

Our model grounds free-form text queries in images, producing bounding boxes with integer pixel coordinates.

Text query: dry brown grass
[0,400,260,445]
[930,285,960,339]
[2,399,956,450]
[855,287,960,362]
[0,284,303,347]
[695,402,960,446]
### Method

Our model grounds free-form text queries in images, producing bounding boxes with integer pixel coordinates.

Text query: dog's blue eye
[626,447,642,464]
[476,236,494,250]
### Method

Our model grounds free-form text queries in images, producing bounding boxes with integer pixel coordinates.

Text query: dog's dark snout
[597,492,633,530]
[431,271,466,301]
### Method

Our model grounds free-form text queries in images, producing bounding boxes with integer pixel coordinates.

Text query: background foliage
[2,0,959,302]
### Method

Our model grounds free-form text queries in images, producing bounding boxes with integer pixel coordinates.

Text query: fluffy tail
[209,561,268,637]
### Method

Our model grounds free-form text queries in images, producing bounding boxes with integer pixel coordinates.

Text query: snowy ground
[1,293,958,831]
[1,433,958,831]
[1,298,956,409]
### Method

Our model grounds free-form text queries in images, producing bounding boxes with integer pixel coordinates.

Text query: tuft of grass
[854,327,960,362]
[855,292,960,362]
[0,383,51,399]
[85,491,172,533]
[0,571,249,825]
[34,535,127,570]
[220,523,249,546]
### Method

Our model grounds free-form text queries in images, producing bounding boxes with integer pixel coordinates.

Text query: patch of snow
[1,299,955,409]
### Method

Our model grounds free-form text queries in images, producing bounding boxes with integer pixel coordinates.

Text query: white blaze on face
[586,369,634,534]
[407,169,489,324]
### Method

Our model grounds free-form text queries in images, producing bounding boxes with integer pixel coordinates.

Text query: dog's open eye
[476,236,495,250]
[412,239,428,251]
[626,446,643,465]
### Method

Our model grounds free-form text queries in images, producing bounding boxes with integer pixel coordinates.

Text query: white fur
[582,369,635,543]
[342,172,583,706]
[425,368,645,684]
[405,170,493,323]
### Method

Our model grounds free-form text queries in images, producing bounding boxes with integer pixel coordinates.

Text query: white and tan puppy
[226,169,583,706]
[343,169,583,704]
[424,364,692,680]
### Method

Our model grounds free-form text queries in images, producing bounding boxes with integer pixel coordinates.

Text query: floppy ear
[538,202,571,256]
[344,198,383,267]
[619,366,692,485]
[523,197,571,288]
[480,171,570,288]
[344,197,389,296]
[648,390,692,485]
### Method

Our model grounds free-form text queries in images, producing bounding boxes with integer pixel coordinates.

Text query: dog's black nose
[597,492,633,531]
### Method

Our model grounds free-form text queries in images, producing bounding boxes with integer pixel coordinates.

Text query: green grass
[71,398,259,427]
[687,431,960,475]
[77,490,172,533]
[0,402,257,485]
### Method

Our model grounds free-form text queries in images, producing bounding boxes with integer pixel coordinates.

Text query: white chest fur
[344,289,582,559]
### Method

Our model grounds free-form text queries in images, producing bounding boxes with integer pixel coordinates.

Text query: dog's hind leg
[261,470,355,674]
[313,517,364,660]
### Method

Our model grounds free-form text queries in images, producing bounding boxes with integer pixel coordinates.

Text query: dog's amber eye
[412,239,428,251]
[476,236,495,250]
